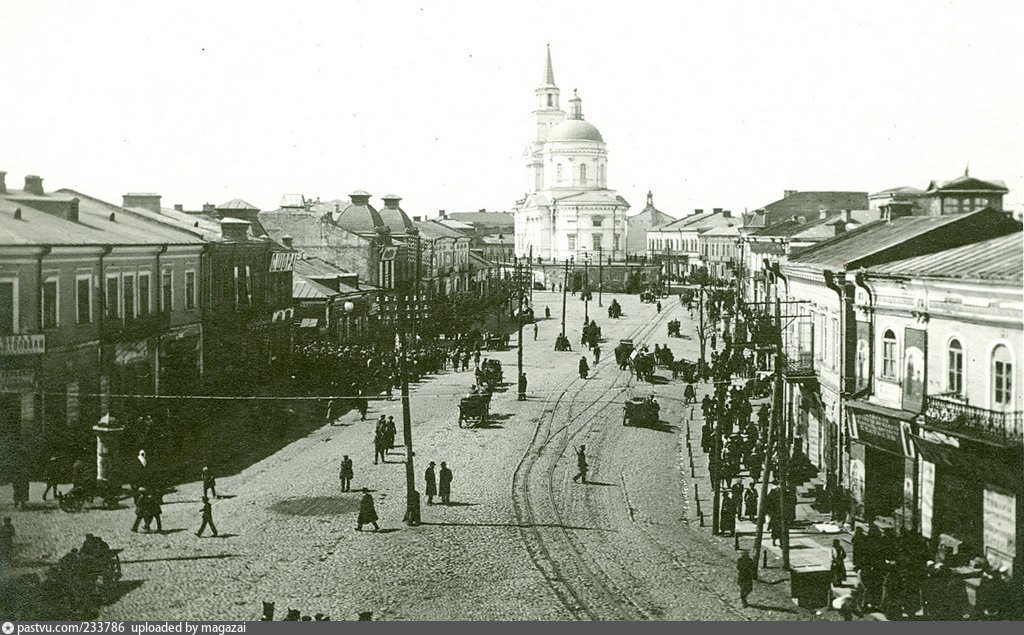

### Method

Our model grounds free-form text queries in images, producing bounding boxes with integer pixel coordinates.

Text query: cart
[477,359,503,389]
[485,334,510,351]
[623,396,660,426]
[458,393,492,427]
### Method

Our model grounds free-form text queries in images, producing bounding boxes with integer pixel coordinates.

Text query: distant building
[626,192,674,256]
[513,46,630,262]
[920,169,1008,215]
[745,190,869,229]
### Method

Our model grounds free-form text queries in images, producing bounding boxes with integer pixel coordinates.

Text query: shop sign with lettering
[983,488,1016,570]
[0,334,46,356]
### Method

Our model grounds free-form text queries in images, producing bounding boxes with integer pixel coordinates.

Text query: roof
[293,275,339,300]
[469,252,493,267]
[444,211,515,227]
[870,185,924,198]
[294,255,352,279]
[280,194,306,208]
[217,198,259,211]
[415,220,469,240]
[924,173,1008,194]
[0,189,204,246]
[330,199,384,234]
[436,218,474,231]
[750,191,869,227]
[788,209,1021,270]
[378,205,415,235]
[552,190,629,207]
[869,232,1023,283]
[547,118,604,143]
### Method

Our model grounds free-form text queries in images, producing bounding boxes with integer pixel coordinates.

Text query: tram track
[511,299,675,620]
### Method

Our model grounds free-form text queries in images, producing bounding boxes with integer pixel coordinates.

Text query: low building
[626,192,674,256]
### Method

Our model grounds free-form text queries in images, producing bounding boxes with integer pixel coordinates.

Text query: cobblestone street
[4,293,824,620]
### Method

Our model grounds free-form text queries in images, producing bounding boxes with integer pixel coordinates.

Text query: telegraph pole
[516,255,524,390]
[583,254,590,324]
[401,236,422,526]
[775,295,791,569]
[555,257,571,351]
[598,245,603,307]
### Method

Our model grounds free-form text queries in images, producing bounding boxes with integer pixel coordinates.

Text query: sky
[2,0,1022,219]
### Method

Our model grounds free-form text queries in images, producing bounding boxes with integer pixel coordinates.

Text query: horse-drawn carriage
[667,319,681,337]
[517,307,535,324]
[631,351,657,382]
[640,291,656,304]
[485,333,510,351]
[477,358,503,389]
[58,482,120,513]
[458,392,492,427]
[623,396,660,426]
[614,339,634,369]
[607,299,622,319]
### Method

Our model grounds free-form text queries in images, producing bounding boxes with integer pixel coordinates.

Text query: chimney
[784,190,798,198]
[203,203,216,214]
[841,209,851,223]
[479,208,487,213]
[24,175,44,195]
[694,208,704,214]
[281,234,294,249]
[722,210,732,218]
[439,209,447,219]
[174,204,184,212]
[413,216,422,222]
[819,209,828,219]
[122,193,162,214]
[0,171,6,194]
[220,218,250,242]
[68,198,80,223]
[796,215,806,223]
[713,207,723,214]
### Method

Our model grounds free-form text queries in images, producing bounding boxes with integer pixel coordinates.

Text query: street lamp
[555,257,572,351]
[582,250,590,324]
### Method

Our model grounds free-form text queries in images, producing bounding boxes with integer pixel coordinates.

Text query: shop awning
[846,400,918,422]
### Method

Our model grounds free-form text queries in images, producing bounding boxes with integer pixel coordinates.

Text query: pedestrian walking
[730,481,744,520]
[593,344,601,365]
[385,416,397,451]
[572,446,588,484]
[720,491,737,535]
[202,466,218,499]
[684,383,696,405]
[744,482,759,521]
[656,301,662,313]
[356,489,379,531]
[374,430,388,465]
[325,399,335,424]
[578,356,590,379]
[439,462,453,505]
[43,455,61,500]
[474,350,481,369]
[518,372,528,401]
[425,462,437,504]
[831,539,848,586]
[533,323,538,341]
[711,333,717,350]
[12,469,29,510]
[545,306,551,319]
[357,391,368,421]
[339,455,354,492]
[196,496,218,537]
[131,490,149,533]
[737,551,757,607]
[149,491,164,532]
[0,517,14,563]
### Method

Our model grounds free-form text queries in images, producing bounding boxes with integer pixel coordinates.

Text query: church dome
[547,118,604,143]
[379,194,414,235]
[334,191,385,234]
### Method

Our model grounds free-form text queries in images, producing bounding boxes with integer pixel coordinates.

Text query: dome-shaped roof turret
[334,190,384,234]
[547,119,604,142]
[379,194,414,235]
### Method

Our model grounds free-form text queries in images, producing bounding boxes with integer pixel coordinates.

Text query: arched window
[580,163,587,184]
[947,339,964,395]
[599,164,605,185]
[992,344,1014,407]
[882,329,897,378]
[547,94,553,107]
[556,164,563,182]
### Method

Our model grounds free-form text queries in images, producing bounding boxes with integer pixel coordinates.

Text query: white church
[513,46,630,263]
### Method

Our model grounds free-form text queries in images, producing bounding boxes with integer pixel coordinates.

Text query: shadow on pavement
[420,521,612,532]
[746,602,798,614]
[583,481,616,487]
[121,554,238,564]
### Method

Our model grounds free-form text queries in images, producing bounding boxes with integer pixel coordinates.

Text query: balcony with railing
[781,350,815,379]
[924,394,1023,445]
[101,311,170,343]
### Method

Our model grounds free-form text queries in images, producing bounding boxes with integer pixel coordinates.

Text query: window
[138,273,150,316]
[579,163,587,184]
[592,216,604,227]
[993,345,1014,406]
[882,329,897,378]
[832,317,840,368]
[123,274,135,319]
[599,164,605,185]
[567,233,576,251]
[185,270,197,310]
[106,275,120,319]
[76,276,92,324]
[614,234,620,251]
[244,266,252,304]
[161,269,173,312]
[547,94,553,107]
[0,281,16,335]
[42,277,58,329]
[556,164,563,181]
[948,339,963,395]
[592,233,602,251]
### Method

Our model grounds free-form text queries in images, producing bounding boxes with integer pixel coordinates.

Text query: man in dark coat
[196,496,218,537]
[439,462,453,505]
[374,430,388,465]
[356,489,379,531]
[578,356,590,379]
[425,462,437,505]
[737,551,757,607]
[43,455,61,500]
[357,391,368,421]
[339,455,354,492]
[684,383,696,405]
[518,372,528,401]
[720,491,736,535]
[572,446,588,484]
[744,482,759,521]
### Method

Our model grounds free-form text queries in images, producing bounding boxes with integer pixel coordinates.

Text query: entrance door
[864,446,904,520]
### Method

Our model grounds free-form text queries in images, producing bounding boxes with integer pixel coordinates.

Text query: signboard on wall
[855,321,870,392]
[0,334,46,356]
[850,456,865,508]
[983,488,1016,572]
[902,327,926,412]
[921,460,935,538]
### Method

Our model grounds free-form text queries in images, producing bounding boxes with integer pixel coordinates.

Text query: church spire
[542,44,556,87]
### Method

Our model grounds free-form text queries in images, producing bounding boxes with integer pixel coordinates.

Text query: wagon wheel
[622,411,629,426]
[458,409,468,428]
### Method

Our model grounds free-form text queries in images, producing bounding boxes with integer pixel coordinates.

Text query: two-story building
[777,209,1021,508]
[0,173,205,472]
[853,233,1022,573]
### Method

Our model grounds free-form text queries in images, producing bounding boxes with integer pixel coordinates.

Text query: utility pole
[711,398,722,535]
[752,358,779,572]
[555,257,571,351]
[598,244,603,307]
[517,255,524,390]
[775,295,791,569]
[401,236,422,526]
[583,254,590,324]
[528,245,534,308]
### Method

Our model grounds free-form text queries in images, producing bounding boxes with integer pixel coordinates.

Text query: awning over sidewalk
[846,400,918,422]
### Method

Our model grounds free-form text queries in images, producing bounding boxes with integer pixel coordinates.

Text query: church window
[580,164,588,185]
[599,164,605,185]
[547,94,553,107]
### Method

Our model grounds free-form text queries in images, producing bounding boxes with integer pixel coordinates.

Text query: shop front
[846,400,918,528]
